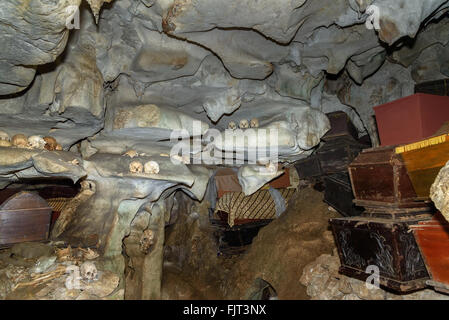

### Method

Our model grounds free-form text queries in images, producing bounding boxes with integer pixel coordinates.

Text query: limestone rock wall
[2,0,449,300]
[431,161,449,222]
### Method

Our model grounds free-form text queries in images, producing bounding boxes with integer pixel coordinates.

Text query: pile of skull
[124,150,161,175]
[0,130,62,151]
[228,118,259,130]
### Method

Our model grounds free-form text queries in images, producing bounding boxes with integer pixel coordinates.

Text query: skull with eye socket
[228,121,237,130]
[239,119,250,129]
[139,229,155,255]
[80,261,98,282]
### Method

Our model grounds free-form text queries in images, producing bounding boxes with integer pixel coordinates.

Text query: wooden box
[396,134,449,198]
[348,146,430,209]
[374,93,449,146]
[0,192,52,248]
[330,214,432,293]
[294,155,322,179]
[295,137,366,179]
[411,212,449,294]
[316,137,366,175]
[324,173,364,217]
[415,79,449,97]
[322,111,359,142]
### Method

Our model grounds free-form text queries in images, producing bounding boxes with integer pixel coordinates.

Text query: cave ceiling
[1,0,449,198]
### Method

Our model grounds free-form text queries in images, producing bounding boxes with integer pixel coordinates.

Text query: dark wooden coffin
[330,213,432,293]
[415,79,449,97]
[295,137,366,179]
[294,155,322,179]
[410,212,449,294]
[348,146,431,209]
[316,137,366,175]
[396,134,449,198]
[323,173,364,217]
[322,111,359,142]
[0,192,52,248]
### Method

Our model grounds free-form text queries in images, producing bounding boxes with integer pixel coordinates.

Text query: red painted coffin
[411,212,449,294]
[374,93,449,146]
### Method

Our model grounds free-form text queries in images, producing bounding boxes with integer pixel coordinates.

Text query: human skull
[0,140,11,147]
[144,160,160,174]
[80,180,96,192]
[228,121,237,130]
[129,161,143,174]
[11,134,28,148]
[139,229,155,254]
[123,150,138,158]
[80,261,98,281]
[250,118,260,128]
[43,136,58,151]
[0,130,10,141]
[28,135,46,149]
[239,119,249,129]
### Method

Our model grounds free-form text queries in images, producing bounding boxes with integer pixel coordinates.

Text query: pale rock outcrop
[301,253,449,300]
[430,161,449,222]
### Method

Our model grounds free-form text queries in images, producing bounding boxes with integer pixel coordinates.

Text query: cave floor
[1,186,446,300]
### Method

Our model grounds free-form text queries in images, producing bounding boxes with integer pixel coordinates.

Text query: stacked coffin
[330,146,433,293]
[211,168,296,255]
[415,79,449,97]
[330,93,449,293]
[294,111,369,217]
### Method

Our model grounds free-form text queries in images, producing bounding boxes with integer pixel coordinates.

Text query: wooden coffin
[374,93,449,146]
[0,192,52,247]
[348,146,430,209]
[323,173,364,217]
[295,137,366,179]
[214,188,295,227]
[0,184,79,229]
[410,212,449,294]
[322,111,359,142]
[215,168,291,198]
[316,137,366,175]
[330,213,432,293]
[395,133,449,198]
[294,155,322,179]
[415,79,449,97]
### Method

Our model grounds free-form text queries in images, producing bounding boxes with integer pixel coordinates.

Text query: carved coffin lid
[0,191,51,211]
[349,145,403,167]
